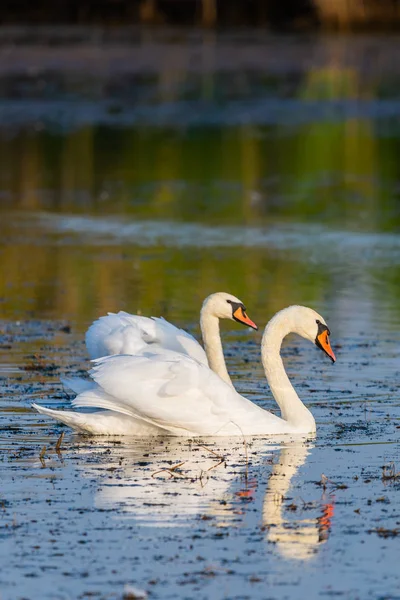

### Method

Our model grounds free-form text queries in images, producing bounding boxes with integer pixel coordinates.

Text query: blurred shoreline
[1,30,400,78]
[2,1,400,30]
[0,0,400,31]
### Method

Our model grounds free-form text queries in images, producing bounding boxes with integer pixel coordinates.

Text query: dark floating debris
[381,463,400,482]
[316,474,348,491]
[368,527,400,539]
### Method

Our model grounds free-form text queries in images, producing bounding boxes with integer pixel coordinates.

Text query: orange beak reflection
[233,307,258,330]
[316,330,336,363]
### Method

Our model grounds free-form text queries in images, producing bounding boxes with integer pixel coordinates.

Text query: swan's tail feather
[71,390,134,416]
[32,403,94,433]
[32,403,167,436]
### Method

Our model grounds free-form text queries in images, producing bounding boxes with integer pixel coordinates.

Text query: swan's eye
[226,299,232,305]
[316,319,321,325]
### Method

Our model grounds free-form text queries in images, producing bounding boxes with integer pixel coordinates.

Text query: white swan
[33,305,336,436]
[84,292,257,387]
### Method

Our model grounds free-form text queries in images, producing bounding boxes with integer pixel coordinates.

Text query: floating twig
[199,444,226,472]
[39,445,46,467]
[55,431,64,454]
[151,461,186,479]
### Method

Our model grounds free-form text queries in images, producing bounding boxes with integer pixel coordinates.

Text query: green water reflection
[2,121,400,229]
[1,44,400,331]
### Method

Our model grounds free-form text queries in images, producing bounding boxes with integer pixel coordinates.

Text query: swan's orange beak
[232,306,258,330]
[316,329,336,363]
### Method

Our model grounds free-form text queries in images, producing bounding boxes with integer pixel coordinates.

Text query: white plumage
[84,292,257,387]
[86,311,208,366]
[33,305,336,437]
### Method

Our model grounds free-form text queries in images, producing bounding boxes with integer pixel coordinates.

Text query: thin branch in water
[151,461,186,479]
[243,436,249,484]
[39,445,46,468]
[227,420,249,483]
[55,431,64,453]
[198,444,226,472]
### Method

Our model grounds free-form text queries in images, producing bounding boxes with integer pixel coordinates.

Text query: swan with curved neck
[84,292,257,388]
[33,305,336,436]
[257,305,336,433]
[199,293,257,385]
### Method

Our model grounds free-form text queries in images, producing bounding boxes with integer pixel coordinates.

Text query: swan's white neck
[261,311,316,432]
[200,306,232,387]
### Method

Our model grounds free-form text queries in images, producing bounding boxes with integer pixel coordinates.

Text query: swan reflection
[77,435,333,560]
[261,444,334,560]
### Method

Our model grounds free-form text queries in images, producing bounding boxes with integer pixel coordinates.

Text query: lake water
[1,29,400,600]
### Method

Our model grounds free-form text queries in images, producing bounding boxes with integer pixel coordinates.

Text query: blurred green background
[1,32,400,335]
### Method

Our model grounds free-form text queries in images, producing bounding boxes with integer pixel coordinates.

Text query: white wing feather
[78,352,235,436]
[85,311,208,365]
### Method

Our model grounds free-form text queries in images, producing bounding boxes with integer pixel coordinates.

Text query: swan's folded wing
[83,352,235,436]
[150,317,208,365]
[118,314,207,365]
[85,312,208,365]
[86,313,147,359]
